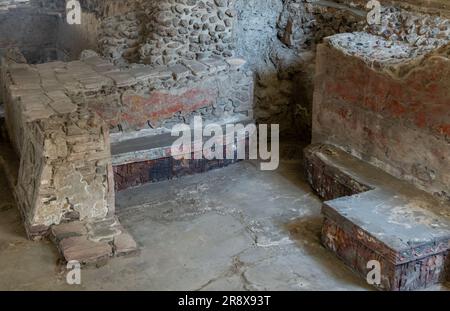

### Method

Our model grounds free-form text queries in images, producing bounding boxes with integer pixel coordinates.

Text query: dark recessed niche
[21,48,68,64]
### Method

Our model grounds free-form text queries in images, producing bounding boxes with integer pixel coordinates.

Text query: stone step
[111,120,253,191]
[50,216,139,267]
[305,144,450,291]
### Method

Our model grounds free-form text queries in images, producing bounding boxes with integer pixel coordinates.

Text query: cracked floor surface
[0,145,448,290]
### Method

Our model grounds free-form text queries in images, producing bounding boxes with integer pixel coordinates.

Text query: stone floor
[0,144,448,291]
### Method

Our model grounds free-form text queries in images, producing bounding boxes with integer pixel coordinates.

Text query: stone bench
[111,121,252,191]
[305,144,450,291]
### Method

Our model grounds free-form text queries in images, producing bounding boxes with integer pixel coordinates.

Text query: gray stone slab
[51,221,87,242]
[200,57,229,72]
[182,60,209,76]
[105,71,137,87]
[325,189,450,252]
[110,120,254,165]
[168,64,191,80]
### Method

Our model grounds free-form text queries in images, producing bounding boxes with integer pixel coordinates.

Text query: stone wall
[3,0,450,140]
[51,0,350,137]
[79,0,236,66]
[80,55,253,134]
[27,0,364,138]
[55,0,253,133]
[309,4,450,200]
[56,0,137,60]
[0,0,65,63]
[234,0,365,138]
[313,28,450,201]
[138,0,236,65]
[235,0,450,139]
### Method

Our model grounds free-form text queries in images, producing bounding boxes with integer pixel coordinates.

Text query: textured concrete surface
[0,144,448,291]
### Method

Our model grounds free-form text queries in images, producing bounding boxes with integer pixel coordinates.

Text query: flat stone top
[325,5,450,66]
[326,32,420,65]
[4,55,246,123]
[326,189,450,252]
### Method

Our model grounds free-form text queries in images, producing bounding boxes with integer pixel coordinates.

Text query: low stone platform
[51,217,139,266]
[305,144,450,291]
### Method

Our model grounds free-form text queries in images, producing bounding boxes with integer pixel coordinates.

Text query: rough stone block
[51,221,87,242]
[59,236,112,264]
[128,67,157,82]
[200,57,229,73]
[144,66,173,80]
[305,144,450,291]
[46,90,77,114]
[113,231,139,257]
[86,217,122,243]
